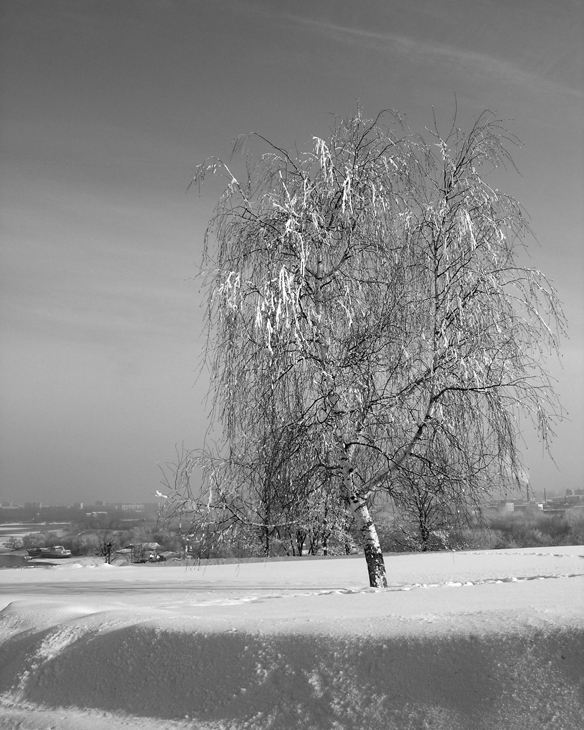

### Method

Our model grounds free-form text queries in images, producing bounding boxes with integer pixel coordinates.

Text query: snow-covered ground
[1,546,583,730]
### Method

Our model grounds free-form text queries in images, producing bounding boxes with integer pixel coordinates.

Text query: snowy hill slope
[1,547,583,729]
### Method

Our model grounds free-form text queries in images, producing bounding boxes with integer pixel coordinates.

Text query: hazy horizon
[1,0,582,505]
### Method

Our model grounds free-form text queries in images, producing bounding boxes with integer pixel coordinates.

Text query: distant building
[25,502,43,509]
[513,502,544,513]
[120,503,145,512]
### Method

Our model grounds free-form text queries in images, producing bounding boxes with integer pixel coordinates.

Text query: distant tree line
[3,505,583,557]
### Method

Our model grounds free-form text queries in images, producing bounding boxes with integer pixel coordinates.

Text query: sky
[0,0,582,506]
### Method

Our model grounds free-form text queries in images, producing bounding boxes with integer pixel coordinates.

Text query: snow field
[0,547,583,729]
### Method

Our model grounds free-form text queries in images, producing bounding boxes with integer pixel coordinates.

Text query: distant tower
[514,469,530,502]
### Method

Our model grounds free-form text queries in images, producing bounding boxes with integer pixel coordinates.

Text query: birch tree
[166,109,563,587]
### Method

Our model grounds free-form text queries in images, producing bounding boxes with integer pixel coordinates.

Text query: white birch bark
[348,492,387,588]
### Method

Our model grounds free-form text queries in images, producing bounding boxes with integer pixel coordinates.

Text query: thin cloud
[291,16,584,100]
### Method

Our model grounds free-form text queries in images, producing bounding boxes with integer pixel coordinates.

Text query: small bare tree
[387,429,494,551]
[163,108,563,587]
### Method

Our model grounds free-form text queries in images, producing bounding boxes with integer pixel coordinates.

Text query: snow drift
[1,547,583,729]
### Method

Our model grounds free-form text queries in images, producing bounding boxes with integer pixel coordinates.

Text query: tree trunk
[295,530,305,557]
[420,520,430,552]
[349,494,388,588]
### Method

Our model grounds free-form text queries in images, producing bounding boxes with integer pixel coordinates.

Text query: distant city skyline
[0,492,164,506]
[4,488,582,511]
[1,0,582,505]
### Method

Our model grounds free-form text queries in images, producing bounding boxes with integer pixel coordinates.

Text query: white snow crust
[1,546,583,729]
